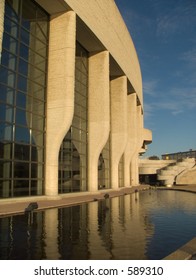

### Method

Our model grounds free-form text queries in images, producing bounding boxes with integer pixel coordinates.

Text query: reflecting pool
[1,190,196,260]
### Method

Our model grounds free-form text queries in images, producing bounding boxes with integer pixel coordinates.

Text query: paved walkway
[0,184,196,217]
[0,185,149,217]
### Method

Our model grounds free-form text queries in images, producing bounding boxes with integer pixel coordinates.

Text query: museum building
[0,0,152,199]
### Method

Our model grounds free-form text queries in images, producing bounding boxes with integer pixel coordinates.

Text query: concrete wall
[139,159,176,175]
[176,165,196,185]
[36,0,142,106]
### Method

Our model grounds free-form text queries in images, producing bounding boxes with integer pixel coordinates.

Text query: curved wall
[36,0,143,107]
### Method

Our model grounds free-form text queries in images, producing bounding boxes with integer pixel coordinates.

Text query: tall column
[130,105,143,185]
[45,11,76,197]
[123,93,137,187]
[88,51,110,192]
[0,0,5,62]
[110,76,127,189]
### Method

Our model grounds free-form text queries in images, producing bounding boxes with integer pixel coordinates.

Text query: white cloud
[143,80,159,96]
[156,2,196,39]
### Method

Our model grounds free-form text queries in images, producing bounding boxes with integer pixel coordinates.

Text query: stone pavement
[0,185,149,217]
[0,184,196,217]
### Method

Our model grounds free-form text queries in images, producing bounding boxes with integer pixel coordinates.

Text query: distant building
[0,0,151,199]
[162,150,196,160]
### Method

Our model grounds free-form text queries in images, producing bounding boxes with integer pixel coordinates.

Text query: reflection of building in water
[0,193,154,260]
[0,0,152,199]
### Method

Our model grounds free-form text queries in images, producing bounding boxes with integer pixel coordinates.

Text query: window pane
[0,85,15,104]
[14,143,30,161]
[0,122,13,141]
[13,180,29,197]
[19,43,29,60]
[20,28,30,45]
[0,103,14,122]
[0,66,16,87]
[4,17,19,38]
[15,126,30,143]
[18,58,28,76]
[1,50,17,71]
[16,91,28,109]
[2,33,18,54]
[15,108,29,126]
[14,162,29,178]
[17,75,27,92]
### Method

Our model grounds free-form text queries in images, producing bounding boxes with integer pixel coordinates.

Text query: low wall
[176,166,196,184]
[163,237,196,260]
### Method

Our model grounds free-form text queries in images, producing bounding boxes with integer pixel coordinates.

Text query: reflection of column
[88,51,110,192]
[88,202,111,259]
[110,76,127,189]
[110,197,121,258]
[45,11,76,196]
[44,209,60,259]
[124,94,137,187]
[0,0,5,62]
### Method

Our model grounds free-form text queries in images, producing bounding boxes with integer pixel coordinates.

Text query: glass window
[15,108,28,126]
[4,17,19,38]
[17,74,27,92]
[18,58,28,76]
[0,103,14,122]
[14,143,30,161]
[20,27,30,45]
[1,50,17,71]
[15,125,30,143]
[2,33,18,54]
[0,0,49,198]
[14,162,29,178]
[0,122,13,141]
[16,91,28,109]
[19,43,29,60]
[0,84,14,103]
[0,67,16,87]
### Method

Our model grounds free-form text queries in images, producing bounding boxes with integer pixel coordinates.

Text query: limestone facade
[0,0,152,199]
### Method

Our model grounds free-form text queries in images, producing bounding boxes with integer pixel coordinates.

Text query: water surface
[0,190,196,259]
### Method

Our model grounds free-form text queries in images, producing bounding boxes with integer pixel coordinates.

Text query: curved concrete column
[0,0,5,61]
[110,76,128,189]
[123,93,137,187]
[88,51,110,192]
[45,11,76,196]
[130,105,143,185]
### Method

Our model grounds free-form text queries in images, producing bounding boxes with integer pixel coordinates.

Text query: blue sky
[115,0,196,158]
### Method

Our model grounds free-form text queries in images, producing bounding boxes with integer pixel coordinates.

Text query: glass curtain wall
[58,42,88,193]
[0,0,49,197]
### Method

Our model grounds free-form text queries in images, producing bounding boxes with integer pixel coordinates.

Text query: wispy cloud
[181,48,196,67]
[145,85,196,117]
[143,80,159,96]
[155,2,196,38]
